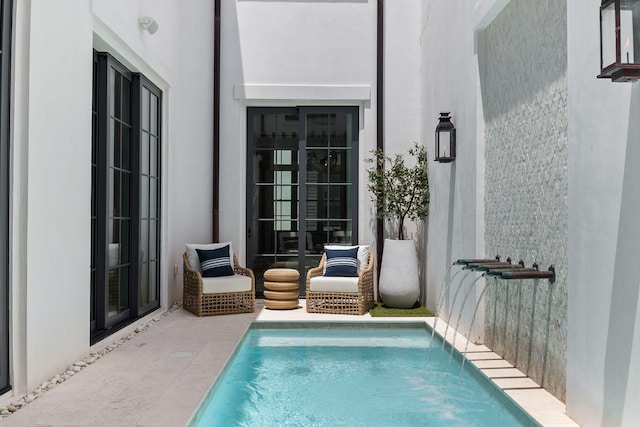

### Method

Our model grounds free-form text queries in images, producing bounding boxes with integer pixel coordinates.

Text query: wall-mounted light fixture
[435,112,456,163]
[139,16,159,35]
[598,0,640,82]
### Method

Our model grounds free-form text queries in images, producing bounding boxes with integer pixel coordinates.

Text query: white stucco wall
[422,2,481,333]
[9,0,215,393]
[11,0,94,393]
[567,1,640,425]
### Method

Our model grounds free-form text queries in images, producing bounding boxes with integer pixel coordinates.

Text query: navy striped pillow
[196,246,234,277]
[324,247,359,277]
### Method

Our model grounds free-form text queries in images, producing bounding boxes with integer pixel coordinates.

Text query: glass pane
[107,267,119,317]
[119,266,129,311]
[122,78,131,123]
[122,221,131,262]
[113,71,121,119]
[256,221,275,254]
[438,132,451,158]
[141,219,149,262]
[139,263,149,306]
[142,133,150,175]
[328,185,352,219]
[110,170,120,217]
[279,131,298,150]
[122,125,131,170]
[142,88,150,132]
[306,149,331,183]
[113,121,121,168]
[122,172,130,217]
[330,113,350,147]
[108,120,115,166]
[306,113,329,147]
[150,135,158,176]
[254,151,275,184]
[602,3,617,68]
[621,8,636,63]
[251,255,273,291]
[150,93,158,134]
[141,176,149,217]
[307,220,329,249]
[255,185,275,218]
[306,185,329,220]
[150,220,157,259]
[149,261,158,301]
[109,219,120,245]
[109,68,115,117]
[276,225,301,254]
[150,178,157,218]
[273,255,298,270]
[328,149,351,183]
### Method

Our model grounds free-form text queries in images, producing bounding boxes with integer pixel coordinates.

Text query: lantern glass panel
[438,132,450,158]
[601,2,616,68]
[621,0,640,64]
[621,7,636,63]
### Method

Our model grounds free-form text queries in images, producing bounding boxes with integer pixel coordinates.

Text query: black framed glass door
[91,52,161,341]
[247,107,359,296]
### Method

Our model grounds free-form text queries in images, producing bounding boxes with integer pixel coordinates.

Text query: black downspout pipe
[376,0,384,278]
[213,0,221,242]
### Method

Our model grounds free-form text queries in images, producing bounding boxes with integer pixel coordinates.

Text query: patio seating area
[1,302,576,427]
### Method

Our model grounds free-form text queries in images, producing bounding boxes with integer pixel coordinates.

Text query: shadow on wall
[601,84,640,427]
[480,0,567,122]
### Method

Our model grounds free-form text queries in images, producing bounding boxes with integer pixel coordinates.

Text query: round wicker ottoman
[263,268,300,310]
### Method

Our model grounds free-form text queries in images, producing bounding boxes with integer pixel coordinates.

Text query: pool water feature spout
[454,255,501,266]
[497,265,556,283]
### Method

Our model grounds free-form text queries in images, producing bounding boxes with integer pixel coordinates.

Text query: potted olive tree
[365,142,430,308]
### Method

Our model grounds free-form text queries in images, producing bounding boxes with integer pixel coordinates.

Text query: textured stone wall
[481,0,568,401]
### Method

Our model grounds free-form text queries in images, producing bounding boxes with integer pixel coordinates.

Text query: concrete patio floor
[1,300,578,426]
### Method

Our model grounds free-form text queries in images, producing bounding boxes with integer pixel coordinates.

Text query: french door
[247,107,359,296]
[91,52,161,341]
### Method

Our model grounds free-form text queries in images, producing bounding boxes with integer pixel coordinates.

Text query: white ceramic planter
[378,239,420,308]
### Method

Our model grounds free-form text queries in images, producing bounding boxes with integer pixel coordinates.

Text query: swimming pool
[189,322,540,426]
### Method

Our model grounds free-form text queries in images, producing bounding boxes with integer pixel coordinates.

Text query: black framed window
[91,51,161,342]
[0,0,11,394]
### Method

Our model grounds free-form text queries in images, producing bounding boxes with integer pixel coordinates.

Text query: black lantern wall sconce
[435,112,456,163]
[599,0,640,82]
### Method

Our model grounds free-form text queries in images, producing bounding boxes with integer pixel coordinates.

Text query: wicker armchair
[183,252,255,316]
[306,247,374,315]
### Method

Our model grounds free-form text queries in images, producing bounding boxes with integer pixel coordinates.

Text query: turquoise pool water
[190,322,540,427]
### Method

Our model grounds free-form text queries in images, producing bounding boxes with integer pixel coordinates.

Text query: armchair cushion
[202,274,252,294]
[324,245,370,273]
[196,246,234,277]
[309,276,359,293]
[324,247,358,277]
[185,242,233,273]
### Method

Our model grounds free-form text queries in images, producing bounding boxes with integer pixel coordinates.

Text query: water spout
[454,256,501,266]
[496,265,555,283]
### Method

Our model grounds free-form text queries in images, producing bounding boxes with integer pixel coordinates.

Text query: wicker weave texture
[182,252,256,316]
[305,248,374,315]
